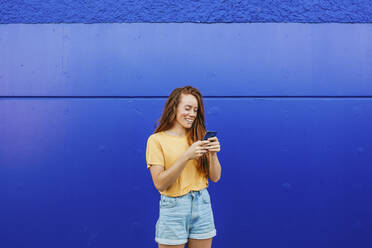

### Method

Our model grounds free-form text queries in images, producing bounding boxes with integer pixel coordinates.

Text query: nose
[189,111,196,117]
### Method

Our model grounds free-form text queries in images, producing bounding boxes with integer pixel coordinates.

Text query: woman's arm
[208,152,221,182]
[206,137,222,182]
[150,140,209,191]
[150,152,190,192]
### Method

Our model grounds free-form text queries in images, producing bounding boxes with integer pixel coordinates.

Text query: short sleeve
[146,136,165,169]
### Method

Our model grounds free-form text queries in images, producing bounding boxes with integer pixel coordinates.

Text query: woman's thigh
[158,244,185,248]
[186,238,212,248]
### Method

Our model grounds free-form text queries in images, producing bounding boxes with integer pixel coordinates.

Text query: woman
[146,86,222,248]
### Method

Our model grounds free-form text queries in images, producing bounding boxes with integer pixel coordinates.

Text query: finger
[209,146,220,151]
[207,140,218,145]
[197,146,208,151]
[207,149,217,152]
[206,145,218,149]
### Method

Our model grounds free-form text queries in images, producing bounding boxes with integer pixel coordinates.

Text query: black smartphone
[203,131,217,140]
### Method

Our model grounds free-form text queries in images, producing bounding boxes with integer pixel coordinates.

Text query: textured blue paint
[1,24,372,96]
[1,0,372,23]
[1,99,372,248]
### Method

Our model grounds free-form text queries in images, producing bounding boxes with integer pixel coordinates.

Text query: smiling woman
[146,86,222,248]
[173,94,198,130]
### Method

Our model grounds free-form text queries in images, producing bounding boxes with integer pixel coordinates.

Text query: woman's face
[175,94,198,129]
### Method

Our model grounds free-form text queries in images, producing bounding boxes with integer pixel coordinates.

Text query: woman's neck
[165,124,189,137]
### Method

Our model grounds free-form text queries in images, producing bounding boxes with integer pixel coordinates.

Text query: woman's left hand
[204,136,221,155]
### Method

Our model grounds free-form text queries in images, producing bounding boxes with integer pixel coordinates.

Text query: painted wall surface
[1,98,372,248]
[1,0,372,23]
[1,1,372,248]
[1,24,372,97]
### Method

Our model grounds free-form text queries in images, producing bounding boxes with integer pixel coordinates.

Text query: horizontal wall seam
[1,96,372,99]
[2,22,372,24]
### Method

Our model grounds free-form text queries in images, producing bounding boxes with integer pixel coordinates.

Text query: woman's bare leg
[186,238,212,248]
[158,243,185,248]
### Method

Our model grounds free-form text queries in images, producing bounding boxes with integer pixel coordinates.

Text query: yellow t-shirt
[146,131,208,197]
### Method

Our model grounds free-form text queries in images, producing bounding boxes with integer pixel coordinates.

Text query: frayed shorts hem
[189,229,217,239]
[155,237,188,245]
[155,229,217,245]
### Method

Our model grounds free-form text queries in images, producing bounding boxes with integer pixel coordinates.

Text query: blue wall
[1,97,372,247]
[1,1,372,248]
[1,24,372,96]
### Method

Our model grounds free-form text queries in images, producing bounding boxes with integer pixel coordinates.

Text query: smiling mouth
[185,118,194,124]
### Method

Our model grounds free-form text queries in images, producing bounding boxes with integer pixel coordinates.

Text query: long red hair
[153,86,209,179]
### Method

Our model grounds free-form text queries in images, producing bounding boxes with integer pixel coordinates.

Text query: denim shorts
[155,188,217,245]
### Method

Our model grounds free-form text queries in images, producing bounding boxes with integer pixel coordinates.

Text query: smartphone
[203,131,217,141]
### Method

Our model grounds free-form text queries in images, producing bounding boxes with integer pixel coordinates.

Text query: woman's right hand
[185,140,210,160]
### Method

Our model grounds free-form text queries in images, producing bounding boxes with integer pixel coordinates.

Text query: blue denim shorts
[155,188,217,245]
